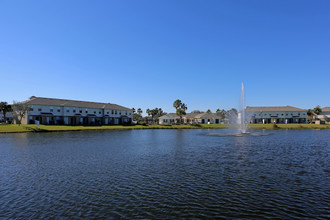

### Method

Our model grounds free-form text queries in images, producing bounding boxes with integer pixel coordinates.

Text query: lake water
[0,129,329,219]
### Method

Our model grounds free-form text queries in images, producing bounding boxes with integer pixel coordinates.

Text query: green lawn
[248,123,330,129]
[0,123,329,133]
[0,123,227,133]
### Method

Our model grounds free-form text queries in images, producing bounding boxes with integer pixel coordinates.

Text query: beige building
[246,106,307,124]
[159,113,222,125]
[16,96,133,125]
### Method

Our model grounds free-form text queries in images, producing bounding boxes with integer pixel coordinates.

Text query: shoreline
[1,124,330,134]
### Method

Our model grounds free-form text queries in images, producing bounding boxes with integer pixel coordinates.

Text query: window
[57,109,61,112]
[73,109,76,113]
[119,111,121,115]
[94,111,96,114]
[50,109,53,112]
[67,109,70,113]
[107,112,109,114]
[86,110,88,113]
[112,110,114,114]
[99,111,101,114]
[38,108,42,111]
[115,110,117,115]
[80,110,82,113]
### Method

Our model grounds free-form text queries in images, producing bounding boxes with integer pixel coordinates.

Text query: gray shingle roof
[322,107,330,112]
[22,97,131,111]
[246,106,306,112]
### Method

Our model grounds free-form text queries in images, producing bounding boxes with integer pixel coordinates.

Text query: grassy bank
[248,124,330,130]
[0,124,227,133]
[1,123,329,134]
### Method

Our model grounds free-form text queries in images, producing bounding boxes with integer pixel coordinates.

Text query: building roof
[195,113,221,119]
[246,106,306,112]
[160,113,221,119]
[322,107,330,112]
[22,96,131,111]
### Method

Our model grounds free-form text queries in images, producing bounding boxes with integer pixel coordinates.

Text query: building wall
[247,111,307,124]
[25,104,132,125]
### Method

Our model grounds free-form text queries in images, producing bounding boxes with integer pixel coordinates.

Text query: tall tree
[137,108,142,115]
[173,100,187,124]
[206,109,212,113]
[173,99,182,110]
[0,102,12,123]
[12,101,31,125]
[131,108,136,114]
[149,108,159,124]
[307,109,314,123]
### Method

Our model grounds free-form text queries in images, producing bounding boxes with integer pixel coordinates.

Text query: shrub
[137,121,148,126]
[272,123,278,129]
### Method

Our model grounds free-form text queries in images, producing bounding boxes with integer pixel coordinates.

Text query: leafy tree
[131,108,136,114]
[12,101,32,125]
[137,108,143,115]
[147,108,166,124]
[0,102,12,123]
[313,105,322,121]
[206,109,212,113]
[133,113,142,122]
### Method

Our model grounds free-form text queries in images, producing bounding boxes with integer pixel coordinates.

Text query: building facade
[317,107,330,124]
[246,106,307,124]
[159,113,222,125]
[16,96,133,125]
[0,112,13,123]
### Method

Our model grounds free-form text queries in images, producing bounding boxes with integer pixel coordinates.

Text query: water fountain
[207,83,269,137]
[238,82,248,134]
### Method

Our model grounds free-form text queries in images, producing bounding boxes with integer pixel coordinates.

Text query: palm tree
[132,108,136,114]
[307,109,313,123]
[137,108,142,115]
[173,99,182,110]
[206,109,212,113]
[0,102,12,123]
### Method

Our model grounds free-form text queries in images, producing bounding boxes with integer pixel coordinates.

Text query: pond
[0,129,329,218]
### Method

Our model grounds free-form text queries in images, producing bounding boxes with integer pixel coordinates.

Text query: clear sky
[1,0,329,114]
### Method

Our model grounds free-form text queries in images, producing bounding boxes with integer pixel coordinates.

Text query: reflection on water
[0,129,329,219]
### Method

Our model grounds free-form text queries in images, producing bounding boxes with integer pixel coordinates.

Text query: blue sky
[1,0,329,114]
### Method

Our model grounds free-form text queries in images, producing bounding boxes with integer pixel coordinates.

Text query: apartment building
[246,106,307,124]
[17,96,133,125]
